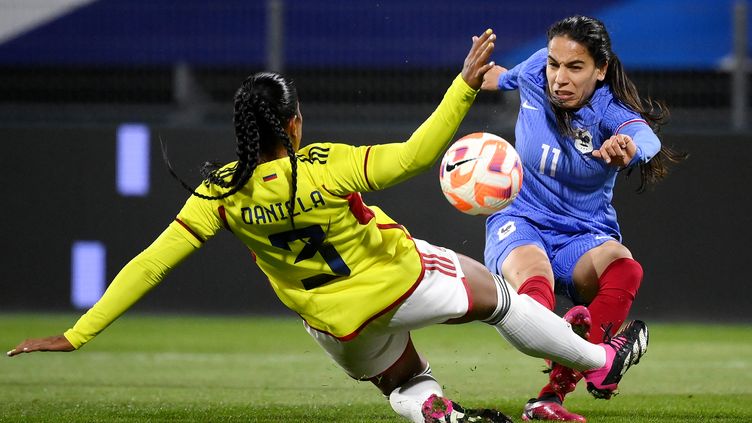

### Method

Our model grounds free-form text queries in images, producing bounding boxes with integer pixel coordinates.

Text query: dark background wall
[0,0,749,322]
[2,123,750,322]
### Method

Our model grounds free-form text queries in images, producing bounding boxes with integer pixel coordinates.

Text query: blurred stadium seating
[1,1,750,320]
[0,0,748,130]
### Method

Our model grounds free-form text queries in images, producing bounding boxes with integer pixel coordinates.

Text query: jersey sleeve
[173,184,226,245]
[310,143,373,194]
[497,64,520,90]
[602,101,661,165]
[63,184,225,349]
[320,74,478,194]
[63,222,199,349]
[498,48,547,91]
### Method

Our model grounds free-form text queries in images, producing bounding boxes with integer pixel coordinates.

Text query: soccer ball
[439,132,523,215]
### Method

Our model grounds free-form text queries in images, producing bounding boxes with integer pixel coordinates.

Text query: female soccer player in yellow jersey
[8,29,649,423]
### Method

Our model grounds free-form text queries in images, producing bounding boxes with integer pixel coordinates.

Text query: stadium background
[1,0,750,322]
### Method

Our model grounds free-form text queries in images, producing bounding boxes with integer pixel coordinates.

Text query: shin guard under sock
[518,276,556,311]
[587,258,643,343]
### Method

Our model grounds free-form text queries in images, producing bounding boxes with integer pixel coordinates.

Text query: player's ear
[285,111,303,149]
[285,115,299,140]
[286,104,302,134]
[596,61,608,81]
[286,115,296,135]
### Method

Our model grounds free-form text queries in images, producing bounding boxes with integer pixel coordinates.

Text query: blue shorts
[484,211,621,305]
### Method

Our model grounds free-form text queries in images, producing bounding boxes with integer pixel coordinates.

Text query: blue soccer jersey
[484,48,661,287]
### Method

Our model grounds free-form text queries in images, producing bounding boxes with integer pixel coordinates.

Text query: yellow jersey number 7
[269,225,351,290]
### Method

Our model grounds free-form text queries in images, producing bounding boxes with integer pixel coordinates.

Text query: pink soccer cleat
[582,320,649,399]
[421,394,513,423]
[521,399,586,422]
[546,306,592,394]
[563,305,592,339]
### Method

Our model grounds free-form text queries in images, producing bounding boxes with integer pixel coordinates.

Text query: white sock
[486,274,606,371]
[389,365,442,423]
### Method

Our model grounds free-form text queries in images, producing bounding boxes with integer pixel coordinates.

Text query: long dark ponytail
[546,15,687,192]
[163,71,300,222]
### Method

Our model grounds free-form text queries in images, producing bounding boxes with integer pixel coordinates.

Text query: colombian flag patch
[262,173,278,182]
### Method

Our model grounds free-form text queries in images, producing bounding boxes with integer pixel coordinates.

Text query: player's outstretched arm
[480,65,508,91]
[7,224,198,357]
[7,335,74,357]
[360,30,496,191]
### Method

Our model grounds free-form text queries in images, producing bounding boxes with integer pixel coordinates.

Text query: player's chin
[558,99,583,109]
[553,91,583,106]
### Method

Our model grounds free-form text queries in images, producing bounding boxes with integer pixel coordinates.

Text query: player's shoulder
[595,87,641,127]
[522,47,548,66]
[191,161,239,198]
[298,142,366,164]
[297,142,335,164]
[521,48,548,72]
[514,48,548,88]
[592,84,627,111]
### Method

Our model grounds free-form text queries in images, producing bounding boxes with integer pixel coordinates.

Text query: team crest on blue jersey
[573,128,593,155]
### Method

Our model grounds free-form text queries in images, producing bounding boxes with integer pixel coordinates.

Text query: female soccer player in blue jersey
[481,15,685,422]
[8,29,649,423]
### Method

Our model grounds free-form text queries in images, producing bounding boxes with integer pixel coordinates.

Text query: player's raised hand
[481,65,508,91]
[461,29,496,90]
[7,334,75,357]
[592,134,637,167]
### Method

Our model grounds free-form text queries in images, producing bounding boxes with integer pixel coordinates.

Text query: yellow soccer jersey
[63,75,477,347]
[176,147,425,339]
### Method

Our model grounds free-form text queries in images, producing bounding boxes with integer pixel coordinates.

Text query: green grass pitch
[1,314,751,422]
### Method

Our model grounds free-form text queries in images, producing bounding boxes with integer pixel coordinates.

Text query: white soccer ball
[439,132,523,215]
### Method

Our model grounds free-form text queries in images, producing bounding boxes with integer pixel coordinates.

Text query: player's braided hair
[546,15,687,192]
[162,71,300,224]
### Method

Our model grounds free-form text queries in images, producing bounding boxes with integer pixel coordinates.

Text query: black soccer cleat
[582,320,649,399]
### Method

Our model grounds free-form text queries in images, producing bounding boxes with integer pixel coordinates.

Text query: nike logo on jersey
[595,235,613,240]
[522,100,538,110]
[445,157,478,172]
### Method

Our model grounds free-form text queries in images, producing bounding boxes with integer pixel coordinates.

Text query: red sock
[537,259,643,402]
[587,258,643,343]
[538,384,565,402]
[518,276,555,311]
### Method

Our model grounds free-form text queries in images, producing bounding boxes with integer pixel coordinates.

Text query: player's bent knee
[455,254,499,321]
[601,257,643,297]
